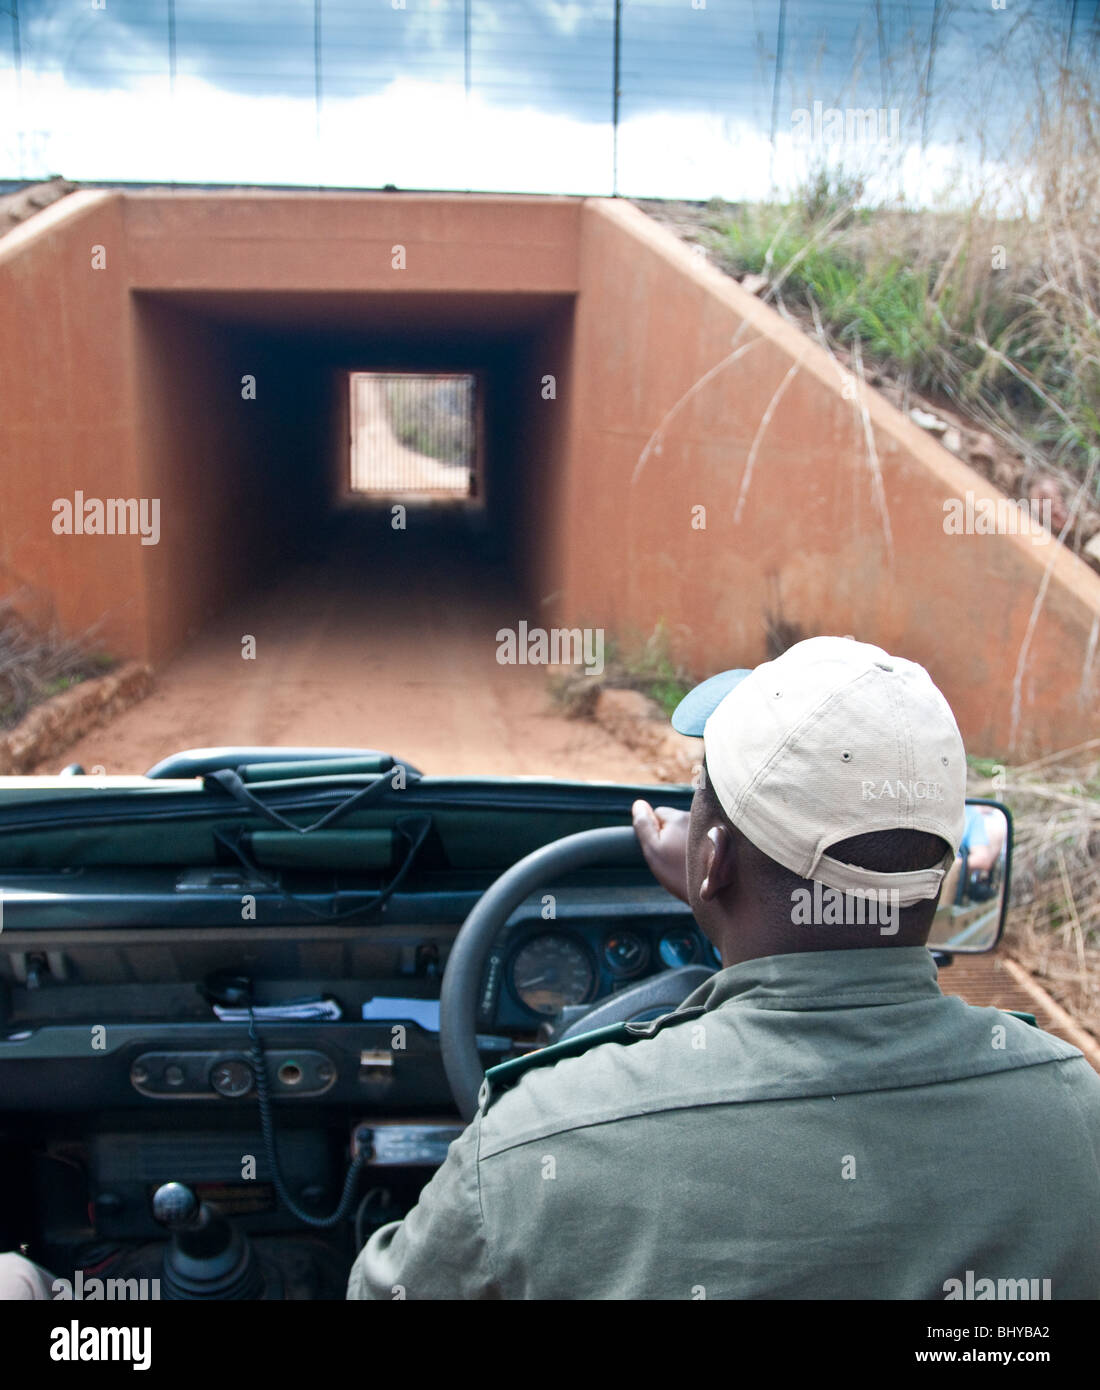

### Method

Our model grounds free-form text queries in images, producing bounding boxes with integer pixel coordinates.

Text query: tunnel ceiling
[132,290,574,336]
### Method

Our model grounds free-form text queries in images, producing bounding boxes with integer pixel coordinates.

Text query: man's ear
[699,824,736,901]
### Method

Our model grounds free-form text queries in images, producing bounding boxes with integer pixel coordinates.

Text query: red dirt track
[36,519,653,784]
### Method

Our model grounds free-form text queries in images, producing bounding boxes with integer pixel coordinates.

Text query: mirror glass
[928,803,1010,952]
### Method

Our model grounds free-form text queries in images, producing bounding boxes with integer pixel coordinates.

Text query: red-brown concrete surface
[2,188,1099,759]
[560,199,1100,759]
[0,193,147,658]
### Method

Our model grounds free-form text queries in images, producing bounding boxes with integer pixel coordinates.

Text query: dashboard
[486,922,717,1034]
[0,872,712,1284]
[0,880,711,1106]
[0,773,707,1287]
[480,887,718,1034]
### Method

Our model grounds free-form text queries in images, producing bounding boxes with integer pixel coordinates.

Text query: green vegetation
[701,68,1100,499]
[724,217,950,380]
[385,376,474,466]
[546,620,695,721]
[0,603,112,731]
[601,621,695,718]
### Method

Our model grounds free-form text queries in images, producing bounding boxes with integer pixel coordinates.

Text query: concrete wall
[561,199,1100,758]
[122,192,580,296]
[0,193,148,657]
[131,299,333,659]
[510,301,576,612]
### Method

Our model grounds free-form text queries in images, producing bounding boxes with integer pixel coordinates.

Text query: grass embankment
[971,748,1100,1040]
[692,70,1099,543]
[548,621,694,721]
[0,602,113,731]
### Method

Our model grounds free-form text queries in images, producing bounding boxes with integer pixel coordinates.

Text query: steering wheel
[439,826,716,1121]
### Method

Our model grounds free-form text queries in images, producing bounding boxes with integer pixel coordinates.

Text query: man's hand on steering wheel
[631,801,691,904]
[440,821,709,1120]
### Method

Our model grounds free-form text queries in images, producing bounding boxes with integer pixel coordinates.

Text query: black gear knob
[152,1182,200,1230]
[152,1181,265,1299]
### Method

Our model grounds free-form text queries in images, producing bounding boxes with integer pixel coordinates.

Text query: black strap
[203,766,417,834]
[212,812,433,922]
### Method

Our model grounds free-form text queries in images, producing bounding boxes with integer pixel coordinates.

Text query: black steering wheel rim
[439,825,645,1121]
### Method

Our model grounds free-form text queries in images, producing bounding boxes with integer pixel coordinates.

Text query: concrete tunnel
[129,287,576,657]
[1,188,1099,756]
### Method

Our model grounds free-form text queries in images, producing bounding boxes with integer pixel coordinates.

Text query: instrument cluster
[482,918,719,1027]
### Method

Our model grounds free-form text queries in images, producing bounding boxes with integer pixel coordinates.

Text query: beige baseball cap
[672,636,967,907]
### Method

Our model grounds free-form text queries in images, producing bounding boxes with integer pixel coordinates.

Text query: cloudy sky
[0,0,1090,207]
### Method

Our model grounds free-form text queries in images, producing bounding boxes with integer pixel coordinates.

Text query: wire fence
[1,1,1096,198]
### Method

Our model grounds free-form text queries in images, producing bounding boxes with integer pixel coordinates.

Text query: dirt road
[350,376,469,494]
[39,519,653,783]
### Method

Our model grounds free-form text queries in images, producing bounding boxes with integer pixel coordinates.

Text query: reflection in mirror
[928,804,1009,952]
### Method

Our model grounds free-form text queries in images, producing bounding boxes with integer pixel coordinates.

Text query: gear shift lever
[153,1181,265,1299]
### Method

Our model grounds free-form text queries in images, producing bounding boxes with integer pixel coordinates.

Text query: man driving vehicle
[346,635,1100,1300]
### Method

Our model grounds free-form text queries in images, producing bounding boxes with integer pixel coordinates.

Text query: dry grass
[697,35,1100,532]
[0,601,113,730]
[973,744,1100,1039]
[546,621,695,721]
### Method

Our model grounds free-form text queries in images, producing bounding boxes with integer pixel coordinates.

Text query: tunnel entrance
[127,288,575,662]
[347,371,480,501]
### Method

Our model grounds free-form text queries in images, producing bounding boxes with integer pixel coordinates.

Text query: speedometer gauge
[510,934,596,1017]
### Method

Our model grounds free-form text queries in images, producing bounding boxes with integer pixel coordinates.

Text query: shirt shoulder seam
[478,1053,1085,1160]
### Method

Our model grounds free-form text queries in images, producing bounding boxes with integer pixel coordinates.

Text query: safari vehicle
[0,748,1011,1300]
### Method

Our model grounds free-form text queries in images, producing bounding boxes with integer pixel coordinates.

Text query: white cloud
[536,3,593,41]
[0,63,1031,213]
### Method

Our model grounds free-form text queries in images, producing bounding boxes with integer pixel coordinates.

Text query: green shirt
[347,947,1100,1299]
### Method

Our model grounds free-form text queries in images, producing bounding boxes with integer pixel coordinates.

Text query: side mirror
[928,799,1012,954]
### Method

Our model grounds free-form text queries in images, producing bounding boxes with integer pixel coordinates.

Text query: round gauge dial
[209,1058,253,1098]
[604,930,649,977]
[658,928,702,969]
[511,933,596,1017]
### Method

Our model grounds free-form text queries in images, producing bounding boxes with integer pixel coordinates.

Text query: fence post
[612,0,622,195]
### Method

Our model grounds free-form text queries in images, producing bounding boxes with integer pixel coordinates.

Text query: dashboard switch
[210,1059,253,1098]
[359,1050,394,1084]
[129,1049,335,1098]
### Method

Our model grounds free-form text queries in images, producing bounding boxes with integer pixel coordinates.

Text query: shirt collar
[679,946,943,1015]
